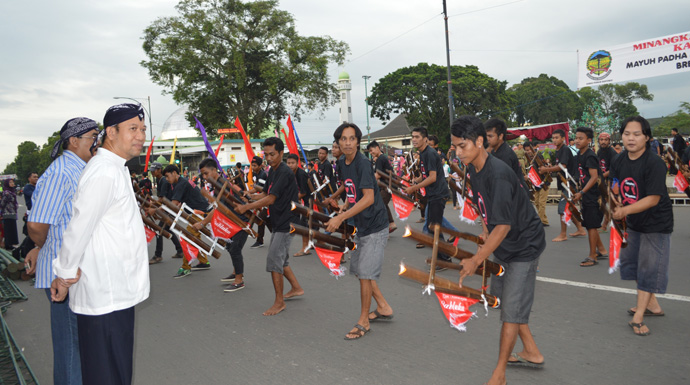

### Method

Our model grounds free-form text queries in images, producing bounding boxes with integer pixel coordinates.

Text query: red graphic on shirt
[578,165,585,185]
[344,179,357,203]
[620,178,639,205]
[476,193,487,225]
[599,159,607,173]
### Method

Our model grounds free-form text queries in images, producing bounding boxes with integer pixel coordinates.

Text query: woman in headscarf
[0,179,19,249]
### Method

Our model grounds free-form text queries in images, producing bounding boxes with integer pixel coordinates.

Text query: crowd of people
[6,103,684,385]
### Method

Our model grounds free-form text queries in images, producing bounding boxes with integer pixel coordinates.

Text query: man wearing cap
[51,104,149,385]
[26,117,100,385]
[147,162,184,263]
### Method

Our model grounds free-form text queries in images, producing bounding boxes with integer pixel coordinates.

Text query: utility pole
[363,75,372,151]
[443,0,454,128]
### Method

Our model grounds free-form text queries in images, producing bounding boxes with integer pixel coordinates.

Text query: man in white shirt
[51,103,149,385]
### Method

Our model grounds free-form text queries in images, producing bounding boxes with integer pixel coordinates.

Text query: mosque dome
[338,71,350,80]
[160,106,199,140]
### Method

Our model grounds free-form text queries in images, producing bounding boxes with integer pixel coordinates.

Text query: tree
[508,74,581,126]
[368,63,511,148]
[658,101,690,135]
[597,82,653,120]
[578,100,620,136]
[141,0,349,138]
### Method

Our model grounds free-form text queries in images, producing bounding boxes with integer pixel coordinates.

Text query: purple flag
[194,116,223,172]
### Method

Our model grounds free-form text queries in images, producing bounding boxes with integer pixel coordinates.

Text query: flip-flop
[369,309,394,322]
[596,252,608,260]
[293,251,312,257]
[344,324,370,340]
[627,308,665,316]
[629,321,650,336]
[416,243,426,249]
[579,257,598,267]
[507,353,544,369]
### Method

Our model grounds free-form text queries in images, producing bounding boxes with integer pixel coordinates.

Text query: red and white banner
[144,227,156,244]
[527,167,542,187]
[562,204,573,227]
[577,31,690,88]
[435,292,479,332]
[609,222,623,274]
[314,246,346,278]
[180,238,199,263]
[391,193,415,221]
[210,211,242,240]
[459,198,479,225]
[673,171,689,193]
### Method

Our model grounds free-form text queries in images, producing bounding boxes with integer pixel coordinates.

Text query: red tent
[505,122,570,143]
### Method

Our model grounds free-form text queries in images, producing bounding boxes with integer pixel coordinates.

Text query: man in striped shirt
[26,117,100,385]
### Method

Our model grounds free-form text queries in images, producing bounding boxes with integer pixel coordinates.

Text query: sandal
[416,243,426,249]
[507,352,545,369]
[628,321,650,336]
[293,251,311,257]
[344,324,370,340]
[627,308,664,316]
[579,257,598,267]
[369,309,394,322]
[596,252,608,260]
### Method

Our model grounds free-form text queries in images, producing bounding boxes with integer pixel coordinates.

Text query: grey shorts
[350,227,389,280]
[490,257,539,324]
[266,231,292,274]
[620,229,671,294]
[557,197,567,215]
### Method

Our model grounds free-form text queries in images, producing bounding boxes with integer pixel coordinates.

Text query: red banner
[145,227,156,243]
[211,210,242,240]
[673,171,689,193]
[180,238,199,263]
[143,136,155,172]
[391,193,414,220]
[234,117,255,159]
[215,135,225,157]
[609,222,622,274]
[460,198,479,225]
[527,167,542,187]
[314,246,345,277]
[562,204,573,226]
[435,292,479,332]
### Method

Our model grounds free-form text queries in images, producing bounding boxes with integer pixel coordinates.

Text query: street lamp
[362,75,371,149]
[113,96,153,140]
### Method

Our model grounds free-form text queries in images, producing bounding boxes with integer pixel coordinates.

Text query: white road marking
[536,276,690,302]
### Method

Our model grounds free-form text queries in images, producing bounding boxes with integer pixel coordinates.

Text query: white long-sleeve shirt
[54,148,149,315]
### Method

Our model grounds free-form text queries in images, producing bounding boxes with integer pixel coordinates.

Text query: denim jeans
[44,289,82,385]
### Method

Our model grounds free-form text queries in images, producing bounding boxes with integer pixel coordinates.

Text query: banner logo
[586,50,612,81]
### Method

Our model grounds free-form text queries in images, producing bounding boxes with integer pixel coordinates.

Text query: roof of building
[338,71,350,80]
[368,114,411,140]
[160,106,199,140]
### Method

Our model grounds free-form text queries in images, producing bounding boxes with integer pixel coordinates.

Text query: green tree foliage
[597,82,654,120]
[508,74,580,125]
[141,0,349,138]
[368,63,511,148]
[657,101,690,135]
[2,131,61,184]
[578,100,619,135]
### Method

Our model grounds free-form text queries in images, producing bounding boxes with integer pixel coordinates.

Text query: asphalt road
[5,203,690,385]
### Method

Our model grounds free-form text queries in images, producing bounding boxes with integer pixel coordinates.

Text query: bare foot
[569,230,586,237]
[485,372,507,385]
[552,235,568,242]
[283,288,304,299]
[262,302,286,316]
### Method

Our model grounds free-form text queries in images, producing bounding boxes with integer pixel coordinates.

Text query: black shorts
[426,198,445,226]
[581,204,603,230]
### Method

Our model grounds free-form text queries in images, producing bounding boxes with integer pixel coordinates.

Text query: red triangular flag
[314,246,346,277]
[234,117,255,159]
[179,238,200,263]
[459,198,479,225]
[144,226,156,244]
[435,292,479,332]
[528,167,542,187]
[210,210,242,240]
[609,222,622,274]
[562,204,573,227]
[673,171,689,193]
[391,193,415,221]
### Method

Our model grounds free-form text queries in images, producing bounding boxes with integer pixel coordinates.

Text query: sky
[1,0,689,171]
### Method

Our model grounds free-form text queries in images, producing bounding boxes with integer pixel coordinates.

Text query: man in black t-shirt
[597,132,615,230]
[246,157,268,248]
[367,140,396,233]
[405,127,451,262]
[671,128,687,155]
[148,162,183,264]
[539,129,586,241]
[317,146,336,194]
[237,138,303,316]
[287,154,311,257]
[196,158,249,292]
[484,118,529,193]
[324,123,393,340]
[572,127,607,267]
[610,116,673,337]
[163,165,214,277]
[452,115,545,385]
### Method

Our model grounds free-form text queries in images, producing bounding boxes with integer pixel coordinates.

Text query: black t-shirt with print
[171,176,210,212]
[318,159,336,191]
[469,155,545,263]
[555,144,577,192]
[597,146,615,177]
[253,169,268,191]
[492,142,530,194]
[610,150,673,234]
[576,148,600,206]
[265,162,299,233]
[337,152,388,237]
[419,145,448,201]
[374,154,393,173]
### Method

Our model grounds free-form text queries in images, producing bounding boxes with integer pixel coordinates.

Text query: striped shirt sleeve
[29,164,68,225]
